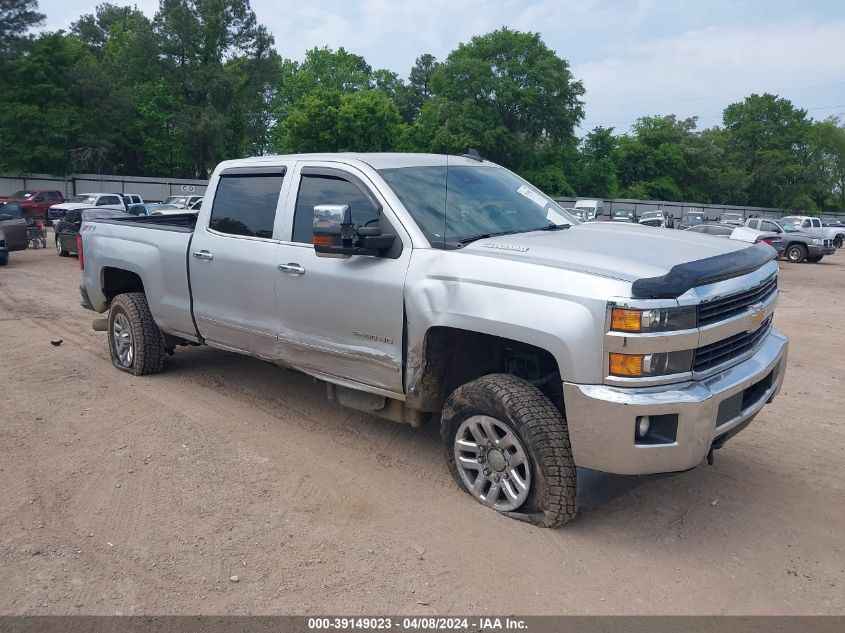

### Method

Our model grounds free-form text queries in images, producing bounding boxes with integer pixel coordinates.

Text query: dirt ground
[0,234,843,616]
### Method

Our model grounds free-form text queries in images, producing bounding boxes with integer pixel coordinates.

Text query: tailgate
[0,219,28,252]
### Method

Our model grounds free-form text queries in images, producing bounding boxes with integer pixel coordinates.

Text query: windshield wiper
[457,224,571,246]
[539,223,571,231]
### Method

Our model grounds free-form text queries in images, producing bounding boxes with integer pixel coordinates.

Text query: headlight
[610,306,696,333]
[812,238,822,245]
[609,350,694,377]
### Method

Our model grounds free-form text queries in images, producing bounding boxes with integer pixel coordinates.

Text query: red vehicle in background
[0,190,64,221]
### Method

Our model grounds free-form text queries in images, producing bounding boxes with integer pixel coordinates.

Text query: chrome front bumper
[563,328,788,475]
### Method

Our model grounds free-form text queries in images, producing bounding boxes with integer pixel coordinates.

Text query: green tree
[0,0,44,62]
[410,28,584,171]
[721,93,814,208]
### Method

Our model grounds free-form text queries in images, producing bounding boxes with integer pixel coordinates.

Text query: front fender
[404,249,631,402]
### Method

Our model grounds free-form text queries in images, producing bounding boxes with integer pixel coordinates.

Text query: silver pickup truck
[78,153,788,527]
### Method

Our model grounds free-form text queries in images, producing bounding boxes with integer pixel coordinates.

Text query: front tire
[108,293,167,375]
[441,373,577,527]
[806,255,823,263]
[0,254,8,266]
[834,235,843,249]
[785,244,807,263]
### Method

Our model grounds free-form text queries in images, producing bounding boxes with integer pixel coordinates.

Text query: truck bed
[93,213,198,232]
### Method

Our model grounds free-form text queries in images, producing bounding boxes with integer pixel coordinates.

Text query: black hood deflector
[631,244,775,299]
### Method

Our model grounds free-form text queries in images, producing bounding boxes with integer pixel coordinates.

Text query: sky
[38,0,845,135]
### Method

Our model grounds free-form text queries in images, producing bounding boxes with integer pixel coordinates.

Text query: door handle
[278,263,305,275]
[192,250,213,260]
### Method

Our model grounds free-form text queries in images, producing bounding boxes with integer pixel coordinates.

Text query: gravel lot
[0,234,843,615]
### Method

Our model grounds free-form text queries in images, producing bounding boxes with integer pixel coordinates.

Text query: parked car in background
[678,211,706,230]
[718,213,745,227]
[609,209,637,223]
[147,203,192,215]
[164,194,203,209]
[638,210,670,228]
[54,208,130,256]
[0,190,64,221]
[573,199,603,221]
[745,218,834,263]
[0,202,29,265]
[686,223,785,256]
[730,226,784,257]
[189,197,204,211]
[780,216,845,248]
[122,194,144,207]
[48,193,126,223]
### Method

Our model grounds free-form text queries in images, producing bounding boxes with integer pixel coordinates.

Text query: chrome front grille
[694,317,773,372]
[697,274,777,326]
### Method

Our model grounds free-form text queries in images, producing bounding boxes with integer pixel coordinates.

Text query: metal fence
[0,172,208,202]
[553,197,845,222]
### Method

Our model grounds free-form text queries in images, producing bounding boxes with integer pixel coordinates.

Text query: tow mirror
[312,204,395,257]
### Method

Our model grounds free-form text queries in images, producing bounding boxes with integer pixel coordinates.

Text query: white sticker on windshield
[517,185,548,208]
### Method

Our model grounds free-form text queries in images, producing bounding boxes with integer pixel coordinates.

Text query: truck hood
[462,222,750,284]
[50,203,95,210]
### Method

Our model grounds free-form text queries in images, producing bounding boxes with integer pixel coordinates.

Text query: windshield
[723,214,743,220]
[166,196,188,205]
[378,165,576,246]
[684,213,704,221]
[774,221,798,233]
[641,211,661,218]
[11,190,34,199]
[70,195,97,204]
[613,210,633,218]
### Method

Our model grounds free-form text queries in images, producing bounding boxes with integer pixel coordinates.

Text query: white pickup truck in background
[76,152,788,527]
[780,215,845,248]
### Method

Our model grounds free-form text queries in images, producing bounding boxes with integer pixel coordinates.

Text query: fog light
[636,416,651,439]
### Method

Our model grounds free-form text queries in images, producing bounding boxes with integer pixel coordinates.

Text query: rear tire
[441,373,577,527]
[0,254,8,266]
[834,235,843,249]
[55,237,69,257]
[785,244,807,263]
[107,292,167,376]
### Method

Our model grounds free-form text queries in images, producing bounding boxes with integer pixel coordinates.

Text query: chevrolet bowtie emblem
[749,306,766,330]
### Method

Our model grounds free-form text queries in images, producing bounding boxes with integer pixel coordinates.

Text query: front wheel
[0,254,8,266]
[108,292,167,375]
[834,235,843,249]
[785,244,807,263]
[441,373,577,527]
[806,255,823,263]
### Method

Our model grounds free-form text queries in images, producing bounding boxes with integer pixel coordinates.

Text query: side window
[34,194,46,202]
[97,196,119,206]
[49,192,60,201]
[292,173,380,244]
[812,219,821,228]
[801,220,810,228]
[208,174,284,239]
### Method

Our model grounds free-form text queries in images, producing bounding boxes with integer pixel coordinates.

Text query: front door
[189,165,291,357]
[273,162,411,394]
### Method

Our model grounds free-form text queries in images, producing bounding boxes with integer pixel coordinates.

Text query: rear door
[188,164,292,356]
[272,162,411,394]
[59,210,80,252]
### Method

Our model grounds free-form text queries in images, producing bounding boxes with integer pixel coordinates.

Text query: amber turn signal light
[610,308,642,332]
[312,233,334,247]
[609,353,644,377]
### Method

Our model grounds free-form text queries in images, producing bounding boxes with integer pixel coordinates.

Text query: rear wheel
[55,236,69,257]
[0,253,8,266]
[834,235,843,249]
[441,373,577,527]
[107,292,167,376]
[785,244,807,263]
